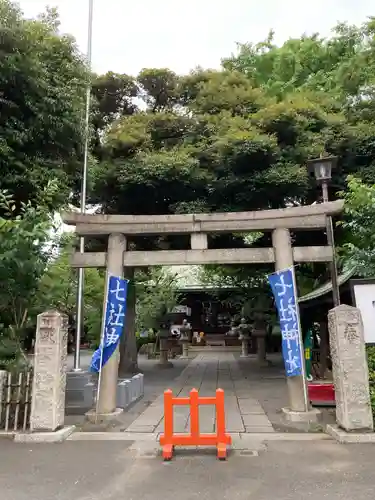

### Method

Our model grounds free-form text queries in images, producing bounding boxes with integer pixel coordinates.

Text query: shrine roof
[298,267,356,303]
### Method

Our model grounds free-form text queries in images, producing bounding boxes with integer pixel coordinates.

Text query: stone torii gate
[63,200,344,421]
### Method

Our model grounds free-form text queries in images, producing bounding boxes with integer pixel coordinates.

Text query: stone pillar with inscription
[30,310,68,432]
[328,305,373,432]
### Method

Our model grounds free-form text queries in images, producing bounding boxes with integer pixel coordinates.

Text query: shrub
[136,330,156,352]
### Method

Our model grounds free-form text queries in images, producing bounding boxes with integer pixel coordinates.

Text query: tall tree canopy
[90,21,375,219]
[222,21,375,103]
[87,20,375,313]
[4,4,375,368]
[0,0,88,210]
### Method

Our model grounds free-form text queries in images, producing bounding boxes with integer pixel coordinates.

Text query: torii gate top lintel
[62,200,343,237]
[62,200,344,269]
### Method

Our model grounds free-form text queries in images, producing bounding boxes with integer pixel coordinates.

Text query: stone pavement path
[126,352,274,434]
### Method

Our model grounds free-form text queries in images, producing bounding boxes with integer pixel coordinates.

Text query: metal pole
[322,181,340,307]
[73,0,94,371]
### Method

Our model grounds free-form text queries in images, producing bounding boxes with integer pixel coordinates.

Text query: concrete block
[282,407,321,424]
[90,374,145,411]
[84,383,96,407]
[117,380,130,409]
[85,408,123,424]
[65,371,92,410]
[139,373,144,395]
[14,426,75,443]
[66,371,92,390]
[326,424,375,443]
[65,381,95,415]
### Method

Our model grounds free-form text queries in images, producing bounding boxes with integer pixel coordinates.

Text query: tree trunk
[118,268,139,376]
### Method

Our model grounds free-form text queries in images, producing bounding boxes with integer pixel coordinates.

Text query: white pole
[74,0,94,371]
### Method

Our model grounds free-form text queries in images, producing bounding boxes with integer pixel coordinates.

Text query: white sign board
[352,282,375,344]
[172,305,191,316]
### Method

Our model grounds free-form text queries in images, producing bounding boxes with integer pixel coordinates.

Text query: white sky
[18,0,374,76]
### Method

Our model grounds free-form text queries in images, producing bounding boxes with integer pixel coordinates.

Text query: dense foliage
[3,3,375,376]
[0,0,88,212]
[91,21,375,219]
[339,176,375,276]
[0,181,58,368]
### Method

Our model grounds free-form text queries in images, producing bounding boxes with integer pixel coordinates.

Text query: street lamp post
[73,0,94,371]
[307,155,340,307]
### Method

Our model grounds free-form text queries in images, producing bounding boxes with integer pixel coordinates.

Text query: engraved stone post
[30,310,68,432]
[328,305,373,432]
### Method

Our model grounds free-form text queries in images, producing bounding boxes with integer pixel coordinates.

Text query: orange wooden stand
[159,388,232,460]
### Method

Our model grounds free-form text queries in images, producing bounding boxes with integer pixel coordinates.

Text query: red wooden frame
[159,388,232,460]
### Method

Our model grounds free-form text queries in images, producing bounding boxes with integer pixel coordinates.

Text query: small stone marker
[328,305,373,432]
[0,370,7,420]
[30,310,68,432]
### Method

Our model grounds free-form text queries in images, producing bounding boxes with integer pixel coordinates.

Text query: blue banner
[90,275,129,373]
[268,267,303,377]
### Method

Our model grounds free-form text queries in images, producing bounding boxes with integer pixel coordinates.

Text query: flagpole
[291,266,309,412]
[73,0,94,371]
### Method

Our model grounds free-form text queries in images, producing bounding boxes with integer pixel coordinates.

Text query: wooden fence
[0,370,32,432]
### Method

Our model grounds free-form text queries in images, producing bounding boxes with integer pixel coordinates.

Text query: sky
[18,0,375,76]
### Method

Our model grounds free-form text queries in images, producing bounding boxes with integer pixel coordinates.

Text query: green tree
[138,68,179,112]
[118,267,180,375]
[35,237,104,344]
[222,22,375,102]
[135,267,180,331]
[91,72,138,158]
[0,181,59,365]
[0,0,88,210]
[87,20,375,367]
[339,176,375,276]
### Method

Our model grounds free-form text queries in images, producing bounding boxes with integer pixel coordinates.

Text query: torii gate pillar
[97,233,126,416]
[272,228,308,413]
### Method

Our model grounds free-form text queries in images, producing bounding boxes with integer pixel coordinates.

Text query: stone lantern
[238,317,252,358]
[179,319,192,359]
[157,306,173,369]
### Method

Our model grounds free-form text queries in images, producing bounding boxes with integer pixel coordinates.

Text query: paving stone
[238,402,265,415]
[124,351,272,438]
[235,392,252,399]
[242,412,270,425]
[242,414,272,427]
[126,425,156,433]
[244,426,275,433]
